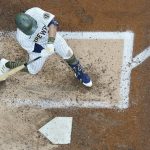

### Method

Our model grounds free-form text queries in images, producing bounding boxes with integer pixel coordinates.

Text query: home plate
[39,117,73,144]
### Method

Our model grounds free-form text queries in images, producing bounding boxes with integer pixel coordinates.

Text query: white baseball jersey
[16,7,73,74]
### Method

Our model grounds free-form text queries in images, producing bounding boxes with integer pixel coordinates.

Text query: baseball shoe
[0,58,10,76]
[70,62,92,87]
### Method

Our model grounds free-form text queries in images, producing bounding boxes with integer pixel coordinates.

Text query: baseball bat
[0,56,41,81]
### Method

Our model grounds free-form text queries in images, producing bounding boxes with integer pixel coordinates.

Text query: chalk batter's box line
[1,31,134,109]
[60,31,134,109]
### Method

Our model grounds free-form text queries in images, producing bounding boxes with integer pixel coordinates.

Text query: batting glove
[41,44,55,57]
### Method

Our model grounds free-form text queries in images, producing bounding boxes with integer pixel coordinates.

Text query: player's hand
[46,43,55,53]
[41,44,55,57]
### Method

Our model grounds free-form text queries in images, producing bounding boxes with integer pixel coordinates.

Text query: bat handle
[24,56,41,67]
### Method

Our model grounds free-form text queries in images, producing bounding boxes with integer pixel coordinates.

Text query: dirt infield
[0,0,150,150]
[0,35,125,107]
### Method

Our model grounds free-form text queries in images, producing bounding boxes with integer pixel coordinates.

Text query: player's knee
[27,67,40,75]
[66,49,73,58]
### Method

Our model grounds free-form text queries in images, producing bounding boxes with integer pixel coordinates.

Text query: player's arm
[33,19,59,58]
[40,19,59,57]
[41,18,59,57]
[48,23,57,43]
[32,19,59,58]
[48,18,59,44]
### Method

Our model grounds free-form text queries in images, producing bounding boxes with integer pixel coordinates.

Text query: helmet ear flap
[15,13,37,35]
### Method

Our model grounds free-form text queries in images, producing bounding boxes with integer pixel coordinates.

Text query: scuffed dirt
[0,36,124,106]
[0,0,150,150]
[0,103,58,150]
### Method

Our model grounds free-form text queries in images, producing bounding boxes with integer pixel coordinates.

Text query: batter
[0,7,92,87]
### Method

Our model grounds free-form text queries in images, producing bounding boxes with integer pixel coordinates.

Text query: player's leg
[54,33,92,87]
[27,53,48,74]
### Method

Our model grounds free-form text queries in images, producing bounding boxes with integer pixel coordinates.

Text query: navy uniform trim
[33,43,44,53]
[48,18,59,27]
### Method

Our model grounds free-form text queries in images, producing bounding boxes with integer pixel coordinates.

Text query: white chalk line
[119,31,134,109]
[6,99,120,109]
[0,31,134,40]
[131,46,150,69]
[1,30,145,109]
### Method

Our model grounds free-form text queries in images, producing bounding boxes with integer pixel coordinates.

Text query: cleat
[70,62,92,87]
[0,58,10,76]
[75,73,92,87]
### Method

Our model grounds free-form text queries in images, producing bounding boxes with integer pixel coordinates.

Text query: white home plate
[39,117,73,144]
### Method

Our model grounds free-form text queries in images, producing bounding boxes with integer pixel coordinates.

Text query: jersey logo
[43,13,50,19]
[34,25,47,42]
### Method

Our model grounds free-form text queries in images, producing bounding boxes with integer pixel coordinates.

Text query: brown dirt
[0,0,150,150]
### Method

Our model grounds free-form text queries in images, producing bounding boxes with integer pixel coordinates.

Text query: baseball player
[0,7,92,87]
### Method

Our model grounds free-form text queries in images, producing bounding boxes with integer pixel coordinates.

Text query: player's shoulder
[16,29,30,42]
